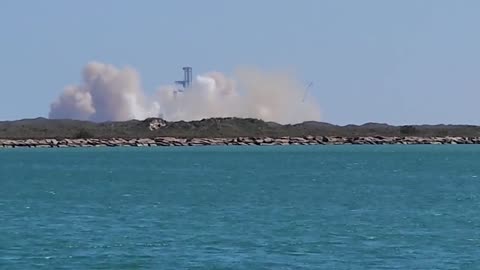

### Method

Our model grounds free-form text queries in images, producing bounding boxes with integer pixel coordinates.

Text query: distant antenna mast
[302,82,313,102]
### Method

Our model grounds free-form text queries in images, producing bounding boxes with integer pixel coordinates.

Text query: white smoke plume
[49,62,159,122]
[49,62,321,124]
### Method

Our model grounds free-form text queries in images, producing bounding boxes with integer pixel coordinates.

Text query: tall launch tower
[175,67,192,90]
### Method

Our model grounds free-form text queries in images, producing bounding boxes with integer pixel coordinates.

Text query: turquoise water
[1,146,480,269]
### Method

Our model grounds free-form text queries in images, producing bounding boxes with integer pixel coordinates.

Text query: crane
[302,82,314,102]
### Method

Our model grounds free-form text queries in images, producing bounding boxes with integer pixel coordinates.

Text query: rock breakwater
[1,136,480,148]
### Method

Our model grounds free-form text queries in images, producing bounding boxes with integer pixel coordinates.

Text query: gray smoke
[49,62,321,124]
[49,62,159,122]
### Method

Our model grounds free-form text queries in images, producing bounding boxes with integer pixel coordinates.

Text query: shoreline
[1,136,480,148]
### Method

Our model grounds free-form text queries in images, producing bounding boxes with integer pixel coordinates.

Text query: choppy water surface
[1,146,480,269]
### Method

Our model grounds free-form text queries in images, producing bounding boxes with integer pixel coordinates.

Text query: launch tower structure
[175,67,193,91]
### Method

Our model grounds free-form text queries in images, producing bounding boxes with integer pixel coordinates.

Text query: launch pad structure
[175,67,192,91]
[172,66,314,104]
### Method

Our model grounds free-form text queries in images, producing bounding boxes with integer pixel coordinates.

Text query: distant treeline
[0,117,479,139]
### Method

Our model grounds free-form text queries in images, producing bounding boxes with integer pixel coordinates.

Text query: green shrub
[73,129,94,139]
[400,125,417,135]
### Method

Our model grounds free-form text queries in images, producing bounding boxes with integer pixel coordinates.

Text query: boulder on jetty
[1,136,480,148]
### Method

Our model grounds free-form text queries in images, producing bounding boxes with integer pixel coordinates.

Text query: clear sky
[1,0,479,124]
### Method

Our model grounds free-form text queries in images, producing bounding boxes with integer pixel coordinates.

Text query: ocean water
[1,145,480,269]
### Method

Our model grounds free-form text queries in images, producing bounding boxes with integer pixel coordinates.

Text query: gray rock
[157,141,172,146]
[3,135,480,148]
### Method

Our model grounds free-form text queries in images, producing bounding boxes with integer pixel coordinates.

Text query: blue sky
[1,0,479,124]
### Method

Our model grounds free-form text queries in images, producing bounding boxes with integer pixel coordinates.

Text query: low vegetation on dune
[0,117,480,139]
